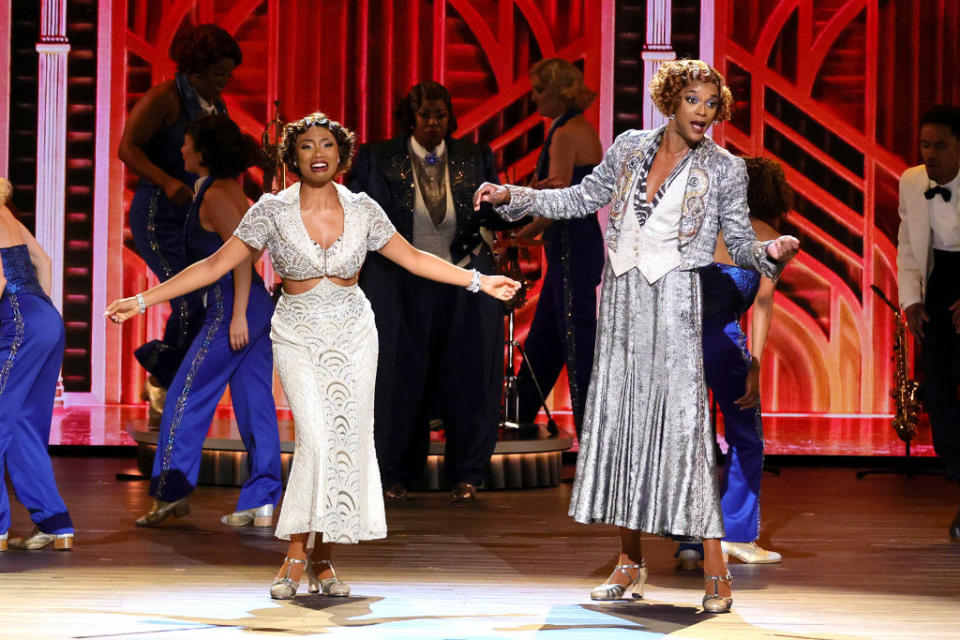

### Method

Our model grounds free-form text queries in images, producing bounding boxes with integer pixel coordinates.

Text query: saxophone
[871,285,922,442]
[261,100,286,194]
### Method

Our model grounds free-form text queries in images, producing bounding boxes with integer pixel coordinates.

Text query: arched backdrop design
[106,0,606,417]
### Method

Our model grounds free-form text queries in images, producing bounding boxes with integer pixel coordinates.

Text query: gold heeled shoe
[590,562,647,601]
[270,557,309,600]
[221,504,274,527]
[450,482,477,504]
[703,573,733,613]
[309,559,351,597]
[135,498,190,527]
[721,540,781,564]
[7,527,74,551]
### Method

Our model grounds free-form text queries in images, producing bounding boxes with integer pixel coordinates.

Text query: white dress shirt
[607,162,689,282]
[409,137,456,263]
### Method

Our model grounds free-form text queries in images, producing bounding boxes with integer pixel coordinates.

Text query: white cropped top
[234,181,397,280]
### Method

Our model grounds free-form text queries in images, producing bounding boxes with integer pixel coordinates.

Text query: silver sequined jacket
[497,127,783,279]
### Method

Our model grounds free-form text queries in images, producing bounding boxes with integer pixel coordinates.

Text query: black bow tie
[925,185,952,202]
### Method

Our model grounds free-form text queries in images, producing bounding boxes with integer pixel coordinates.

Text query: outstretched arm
[106,236,256,323]
[377,232,520,301]
[475,129,631,221]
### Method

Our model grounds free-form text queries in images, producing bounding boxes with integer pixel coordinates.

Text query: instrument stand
[856,440,949,479]
[501,308,559,435]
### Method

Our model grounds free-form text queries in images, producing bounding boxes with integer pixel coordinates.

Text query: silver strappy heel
[702,573,733,613]
[590,562,647,601]
[310,559,350,597]
[270,557,308,600]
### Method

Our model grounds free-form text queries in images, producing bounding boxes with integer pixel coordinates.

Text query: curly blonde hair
[0,177,12,205]
[649,59,734,123]
[530,58,597,111]
[279,112,356,176]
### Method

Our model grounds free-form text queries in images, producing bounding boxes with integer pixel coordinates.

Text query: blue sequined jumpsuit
[0,245,73,535]
[148,177,282,509]
[701,262,763,542]
[128,74,227,388]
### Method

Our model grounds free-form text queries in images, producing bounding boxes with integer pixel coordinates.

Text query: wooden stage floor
[1,457,958,639]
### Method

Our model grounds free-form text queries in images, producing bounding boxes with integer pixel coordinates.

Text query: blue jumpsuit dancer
[147,177,282,511]
[516,109,604,434]
[0,245,73,540]
[701,262,764,542]
[128,74,226,387]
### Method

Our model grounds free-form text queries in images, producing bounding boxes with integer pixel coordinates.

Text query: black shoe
[950,507,960,542]
[384,482,407,501]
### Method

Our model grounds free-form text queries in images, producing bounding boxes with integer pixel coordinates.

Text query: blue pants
[150,281,282,509]
[703,315,762,543]
[0,293,72,535]
[129,185,205,388]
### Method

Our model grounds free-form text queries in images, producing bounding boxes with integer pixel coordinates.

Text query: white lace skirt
[270,280,387,543]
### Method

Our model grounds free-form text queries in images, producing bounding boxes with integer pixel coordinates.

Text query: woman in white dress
[107,112,520,599]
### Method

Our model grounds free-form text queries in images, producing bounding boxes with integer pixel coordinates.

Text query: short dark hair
[279,112,356,176]
[743,156,793,230]
[169,23,242,74]
[920,105,960,139]
[186,115,257,179]
[394,81,458,136]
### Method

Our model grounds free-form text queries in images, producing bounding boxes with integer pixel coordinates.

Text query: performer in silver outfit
[475,59,799,612]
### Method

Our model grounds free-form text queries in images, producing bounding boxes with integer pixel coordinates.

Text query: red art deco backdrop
[709,0,960,452]
[107,0,607,418]
[4,0,957,451]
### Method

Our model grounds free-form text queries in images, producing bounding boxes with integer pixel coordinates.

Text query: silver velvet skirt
[569,263,725,540]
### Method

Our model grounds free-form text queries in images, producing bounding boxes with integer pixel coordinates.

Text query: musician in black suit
[348,81,523,502]
[896,105,960,540]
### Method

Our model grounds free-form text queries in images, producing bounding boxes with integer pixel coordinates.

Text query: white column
[699,0,716,66]
[34,0,70,311]
[0,2,12,178]
[641,0,676,129]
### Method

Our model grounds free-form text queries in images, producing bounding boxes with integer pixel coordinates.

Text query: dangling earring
[668,113,676,120]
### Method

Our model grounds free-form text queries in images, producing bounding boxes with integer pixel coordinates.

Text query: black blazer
[347,134,524,264]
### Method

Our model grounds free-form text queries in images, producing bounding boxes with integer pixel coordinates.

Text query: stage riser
[136,445,563,490]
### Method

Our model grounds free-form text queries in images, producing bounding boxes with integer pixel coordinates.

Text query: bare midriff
[282,275,359,294]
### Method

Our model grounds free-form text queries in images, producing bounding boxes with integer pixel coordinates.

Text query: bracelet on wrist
[466,269,483,294]
[135,293,146,315]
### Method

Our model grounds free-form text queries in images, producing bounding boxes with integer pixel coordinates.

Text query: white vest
[607,162,689,282]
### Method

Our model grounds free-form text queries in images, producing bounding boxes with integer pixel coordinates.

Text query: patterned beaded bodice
[234,181,396,280]
[1,244,48,301]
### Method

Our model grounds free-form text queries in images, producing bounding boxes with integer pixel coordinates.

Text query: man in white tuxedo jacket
[896,105,960,541]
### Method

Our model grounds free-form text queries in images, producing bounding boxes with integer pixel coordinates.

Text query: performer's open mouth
[310,161,329,172]
[690,120,707,134]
